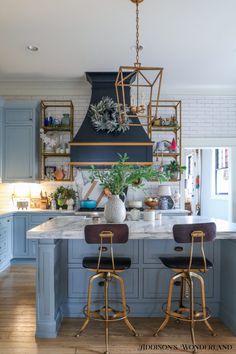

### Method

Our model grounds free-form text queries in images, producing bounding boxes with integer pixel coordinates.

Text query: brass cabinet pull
[174,246,183,252]
[99,246,108,252]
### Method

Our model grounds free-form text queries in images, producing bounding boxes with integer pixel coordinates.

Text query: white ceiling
[0,0,236,89]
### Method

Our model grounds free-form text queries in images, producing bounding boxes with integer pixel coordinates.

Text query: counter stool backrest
[173,222,216,272]
[173,223,216,244]
[84,224,129,244]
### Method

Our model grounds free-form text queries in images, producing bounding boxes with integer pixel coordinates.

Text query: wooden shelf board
[151,126,180,132]
[43,153,70,157]
[42,126,71,131]
[153,152,180,157]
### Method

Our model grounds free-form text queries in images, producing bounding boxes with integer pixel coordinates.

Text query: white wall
[201,149,229,220]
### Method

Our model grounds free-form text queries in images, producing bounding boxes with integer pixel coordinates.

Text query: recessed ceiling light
[26,45,39,52]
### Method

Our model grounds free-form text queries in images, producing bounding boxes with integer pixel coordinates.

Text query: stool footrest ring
[83,300,130,322]
[161,301,211,322]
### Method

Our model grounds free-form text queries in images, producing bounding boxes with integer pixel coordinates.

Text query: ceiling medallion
[115,0,163,133]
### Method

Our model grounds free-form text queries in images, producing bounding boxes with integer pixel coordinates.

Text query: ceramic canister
[144,209,155,222]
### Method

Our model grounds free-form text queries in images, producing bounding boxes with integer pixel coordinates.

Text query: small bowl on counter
[144,198,159,209]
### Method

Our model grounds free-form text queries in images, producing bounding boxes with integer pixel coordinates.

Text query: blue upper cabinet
[2,101,39,182]
[0,98,4,182]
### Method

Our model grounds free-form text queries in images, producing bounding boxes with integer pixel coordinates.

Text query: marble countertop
[26,215,236,240]
[0,208,188,217]
[0,209,75,216]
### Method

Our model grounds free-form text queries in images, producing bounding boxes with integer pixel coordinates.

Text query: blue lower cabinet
[13,214,30,258]
[0,216,12,271]
[68,266,139,299]
[68,240,139,264]
[12,212,73,261]
[143,267,214,299]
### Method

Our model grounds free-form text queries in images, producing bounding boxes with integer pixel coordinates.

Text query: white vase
[104,195,126,223]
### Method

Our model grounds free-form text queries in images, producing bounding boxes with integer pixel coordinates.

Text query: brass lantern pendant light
[116,0,164,136]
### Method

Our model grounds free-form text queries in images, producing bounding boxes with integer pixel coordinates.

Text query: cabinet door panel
[4,126,33,181]
[68,267,139,299]
[143,240,213,264]
[13,215,29,257]
[68,240,139,264]
[5,109,33,125]
[143,268,214,299]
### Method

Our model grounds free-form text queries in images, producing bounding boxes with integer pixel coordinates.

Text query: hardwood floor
[0,265,235,354]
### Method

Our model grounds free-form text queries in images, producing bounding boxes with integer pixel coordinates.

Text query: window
[215,148,229,195]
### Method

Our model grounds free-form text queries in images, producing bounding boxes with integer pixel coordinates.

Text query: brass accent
[131,0,144,4]
[153,231,216,348]
[40,100,74,182]
[115,0,164,139]
[75,229,138,353]
[69,142,153,146]
[70,161,153,166]
[150,99,182,182]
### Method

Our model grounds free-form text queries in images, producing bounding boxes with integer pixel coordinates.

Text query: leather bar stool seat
[83,256,131,270]
[160,256,213,270]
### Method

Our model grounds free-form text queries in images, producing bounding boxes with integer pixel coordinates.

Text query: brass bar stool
[75,224,138,354]
[153,223,216,353]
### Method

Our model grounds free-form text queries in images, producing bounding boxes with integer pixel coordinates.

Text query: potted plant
[164,160,186,181]
[50,186,77,210]
[89,153,167,222]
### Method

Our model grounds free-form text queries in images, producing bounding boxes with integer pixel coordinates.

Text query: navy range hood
[70,72,153,166]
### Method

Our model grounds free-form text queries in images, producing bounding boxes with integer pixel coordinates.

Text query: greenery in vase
[50,186,77,208]
[163,160,186,180]
[89,153,168,196]
[89,97,129,134]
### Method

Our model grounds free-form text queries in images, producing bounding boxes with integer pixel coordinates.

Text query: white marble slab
[26,215,236,240]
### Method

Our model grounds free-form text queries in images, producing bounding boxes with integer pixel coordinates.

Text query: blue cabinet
[13,214,29,258]
[0,98,4,182]
[0,215,13,271]
[13,212,73,260]
[2,101,39,182]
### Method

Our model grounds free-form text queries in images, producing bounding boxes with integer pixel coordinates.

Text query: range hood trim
[70,142,154,146]
[70,161,153,166]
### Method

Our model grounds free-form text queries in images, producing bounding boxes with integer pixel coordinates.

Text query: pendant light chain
[136,1,140,65]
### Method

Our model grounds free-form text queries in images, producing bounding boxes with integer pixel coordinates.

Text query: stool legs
[193,272,216,336]
[75,272,103,337]
[76,271,137,354]
[112,273,138,337]
[189,274,196,353]
[104,275,110,354]
[154,273,180,336]
[154,271,216,353]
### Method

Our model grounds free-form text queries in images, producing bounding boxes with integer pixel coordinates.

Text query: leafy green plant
[164,160,186,180]
[51,186,77,208]
[89,97,129,134]
[89,153,167,196]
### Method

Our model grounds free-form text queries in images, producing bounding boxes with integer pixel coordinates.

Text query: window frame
[215,148,229,196]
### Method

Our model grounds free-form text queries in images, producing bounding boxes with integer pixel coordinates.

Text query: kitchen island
[27,216,236,338]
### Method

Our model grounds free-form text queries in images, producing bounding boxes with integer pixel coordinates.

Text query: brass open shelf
[40,100,74,182]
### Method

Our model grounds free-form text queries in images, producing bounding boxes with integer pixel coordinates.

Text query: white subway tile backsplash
[0,92,236,208]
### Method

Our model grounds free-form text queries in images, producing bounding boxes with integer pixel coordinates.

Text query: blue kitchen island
[27,215,236,338]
